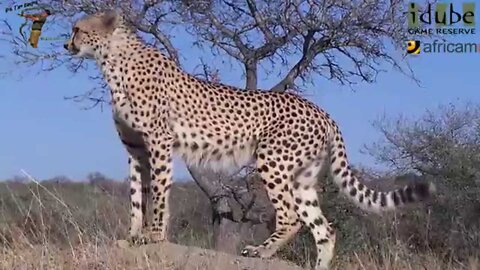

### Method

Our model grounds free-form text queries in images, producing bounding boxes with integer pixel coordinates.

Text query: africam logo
[407,40,421,54]
[407,39,480,55]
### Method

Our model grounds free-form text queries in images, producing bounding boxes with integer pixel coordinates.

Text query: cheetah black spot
[358,183,364,191]
[405,186,414,202]
[313,218,323,225]
[391,191,399,206]
[398,189,406,203]
[293,182,300,189]
[380,193,387,207]
[317,238,328,245]
[372,191,378,203]
[155,166,166,175]
[413,182,430,199]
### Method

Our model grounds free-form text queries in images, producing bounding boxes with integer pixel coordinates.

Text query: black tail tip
[413,182,436,200]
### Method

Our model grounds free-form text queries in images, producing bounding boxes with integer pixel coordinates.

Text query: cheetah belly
[171,122,257,172]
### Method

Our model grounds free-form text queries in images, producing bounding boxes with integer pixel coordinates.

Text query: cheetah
[64,10,435,270]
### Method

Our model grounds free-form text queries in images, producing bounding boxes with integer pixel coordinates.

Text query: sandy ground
[1,241,303,270]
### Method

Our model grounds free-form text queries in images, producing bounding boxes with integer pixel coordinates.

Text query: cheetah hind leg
[241,148,301,258]
[292,158,336,270]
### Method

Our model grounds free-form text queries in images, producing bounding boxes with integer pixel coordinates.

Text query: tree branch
[270,32,331,92]
[137,24,180,65]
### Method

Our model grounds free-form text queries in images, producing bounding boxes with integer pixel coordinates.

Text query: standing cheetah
[64,10,435,270]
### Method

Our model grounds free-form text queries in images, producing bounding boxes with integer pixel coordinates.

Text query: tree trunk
[213,217,243,253]
[186,165,275,254]
[245,61,258,90]
[184,55,274,255]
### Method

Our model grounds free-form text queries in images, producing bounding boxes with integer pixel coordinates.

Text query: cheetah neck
[96,29,144,67]
[95,28,179,99]
[95,28,177,130]
[95,29,146,117]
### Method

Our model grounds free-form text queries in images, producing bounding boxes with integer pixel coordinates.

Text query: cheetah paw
[241,245,260,257]
[114,235,148,248]
[115,239,130,249]
[143,231,166,244]
[241,245,275,258]
[124,234,149,246]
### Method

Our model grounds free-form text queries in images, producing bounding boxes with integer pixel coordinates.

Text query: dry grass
[1,243,176,270]
[0,175,478,270]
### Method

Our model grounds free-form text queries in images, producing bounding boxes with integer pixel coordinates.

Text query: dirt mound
[115,241,303,270]
[1,241,303,270]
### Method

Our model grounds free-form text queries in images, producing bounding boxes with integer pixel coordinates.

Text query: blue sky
[1,8,479,181]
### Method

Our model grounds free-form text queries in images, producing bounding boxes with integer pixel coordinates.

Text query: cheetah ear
[101,9,120,30]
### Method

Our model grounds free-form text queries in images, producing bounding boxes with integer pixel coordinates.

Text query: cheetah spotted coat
[64,11,434,270]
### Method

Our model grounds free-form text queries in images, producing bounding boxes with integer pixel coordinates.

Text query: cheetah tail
[327,125,436,214]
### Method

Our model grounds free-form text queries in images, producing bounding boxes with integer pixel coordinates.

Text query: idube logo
[408,2,476,35]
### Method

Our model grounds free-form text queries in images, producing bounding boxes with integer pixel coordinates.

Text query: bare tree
[363,103,480,255]
[364,102,480,188]
[178,0,417,91]
[1,0,423,253]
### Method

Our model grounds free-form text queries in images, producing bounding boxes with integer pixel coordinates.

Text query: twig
[354,251,367,270]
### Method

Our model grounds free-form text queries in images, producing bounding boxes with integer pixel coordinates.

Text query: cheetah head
[64,10,122,59]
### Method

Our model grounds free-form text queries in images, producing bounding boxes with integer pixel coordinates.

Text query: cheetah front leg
[126,153,151,245]
[114,122,152,246]
[143,132,174,243]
